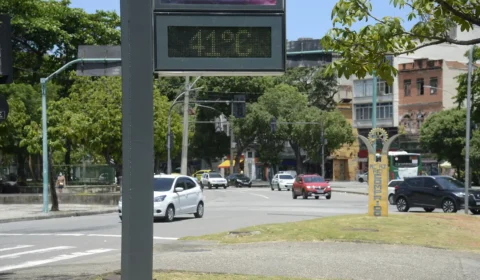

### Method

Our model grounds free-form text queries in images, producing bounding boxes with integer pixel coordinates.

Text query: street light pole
[230,102,234,175]
[465,46,474,215]
[181,76,190,175]
[372,71,377,152]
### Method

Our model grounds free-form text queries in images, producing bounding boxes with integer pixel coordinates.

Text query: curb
[0,209,117,224]
[332,190,368,196]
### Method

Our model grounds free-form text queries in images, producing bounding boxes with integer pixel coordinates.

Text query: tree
[278,67,339,110]
[231,104,260,171]
[420,108,467,176]
[322,0,480,84]
[258,84,309,173]
[455,46,480,121]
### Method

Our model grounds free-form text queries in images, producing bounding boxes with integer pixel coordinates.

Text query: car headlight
[154,195,166,202]
[454,192,465,197]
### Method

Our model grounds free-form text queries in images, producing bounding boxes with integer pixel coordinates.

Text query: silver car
[356,172,368,183]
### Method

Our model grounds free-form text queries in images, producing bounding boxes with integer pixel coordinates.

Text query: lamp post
[465,46,474,215]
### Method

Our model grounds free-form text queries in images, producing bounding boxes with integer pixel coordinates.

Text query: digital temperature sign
[168,26,272,58]
[155,0,284,11]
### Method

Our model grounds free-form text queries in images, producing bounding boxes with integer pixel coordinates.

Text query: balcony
[354,118,394,129]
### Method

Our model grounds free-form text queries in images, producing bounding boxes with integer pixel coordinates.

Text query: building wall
[331,103,360,181]
[398,59,444,135]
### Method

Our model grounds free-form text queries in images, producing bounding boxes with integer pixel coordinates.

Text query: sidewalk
[0,204,117,223]
[151,240,480,280]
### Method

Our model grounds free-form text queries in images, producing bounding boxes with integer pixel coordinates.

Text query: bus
[376,151,422,180]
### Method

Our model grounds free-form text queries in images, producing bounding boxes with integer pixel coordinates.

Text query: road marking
[0,245,34,252]
[0,246,74,259]
[0,248,115,272]
[247,193,269,199]
[0,233,178,240]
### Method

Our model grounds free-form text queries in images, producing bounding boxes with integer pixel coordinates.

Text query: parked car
[0,174,19,194]
[271,173,295,191]
[388,179,403,205]
[394,176,480,214]
[227,173,252,188]
[118,174,204,222]
[201,172,228,189]
[356,172,368,183]
[292,174,331,200]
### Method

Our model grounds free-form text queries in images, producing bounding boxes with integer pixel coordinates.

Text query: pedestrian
[56,172,66,196]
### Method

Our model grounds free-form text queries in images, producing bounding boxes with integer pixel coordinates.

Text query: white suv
[118,174,205,222]
[271,173,295,191]
[201,172,228,189]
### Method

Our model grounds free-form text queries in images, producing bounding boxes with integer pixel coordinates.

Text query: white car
[356,172,368,183]
[118,174,204,222]
[271,173,295,191]
[388,179,404,205]
[201,172,228,189]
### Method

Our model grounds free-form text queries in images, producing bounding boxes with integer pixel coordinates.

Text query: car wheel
[208,183,212,189]
[194,202,204,218]
[315,196,319,199]
[442,199,457,213]
[164,205,175,222]
[302,190,308,199]
[326,193,332,200]
[248,184,252,188]
[470,208,480,215]
[388,194,395,205]
[278,187,281,191]
[424,207,435,213]
[396,197,409,212]
[292,189,297,199]
[224,185,227,189]
[359,178,364,183]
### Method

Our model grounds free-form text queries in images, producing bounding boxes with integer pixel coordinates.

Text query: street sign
[76,45,122,77]
[154,1,286,76]
[0,94,9,124]
[0,15,13,84]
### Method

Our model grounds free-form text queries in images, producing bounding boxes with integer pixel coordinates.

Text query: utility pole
[321,126,325,178]
[230,101,234,175]
[465,46,474,215]
[372,71,377,153]
[181,76,190,175]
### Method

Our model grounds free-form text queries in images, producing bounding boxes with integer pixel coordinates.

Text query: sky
[69,0,416,41]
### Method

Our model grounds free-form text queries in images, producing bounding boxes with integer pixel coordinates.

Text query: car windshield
[436,177,466,190]
[209,173,222,178]
[237,175,248,179]
[304,176,325,183]
[279,175,293,180]
[153,178,174,192]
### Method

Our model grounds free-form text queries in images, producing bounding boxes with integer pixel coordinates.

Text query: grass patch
[95,271,337,280]
[181,213,480,252]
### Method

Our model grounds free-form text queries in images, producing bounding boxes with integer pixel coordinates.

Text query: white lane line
[0,246,74,259]
[0,248,115,272]
[0,245,34,252]
[247,193,269,199]
[0,233,178,240]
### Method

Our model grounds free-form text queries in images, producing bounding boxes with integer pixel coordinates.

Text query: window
[209,173,222,178]
[279,175,293,180]
[184,179,196,190]
[304,176,326,183]
[354,79,374,97]
[153,178,175,192]
[406,178,423,187]
[377,80,392,95]
[174,178,185,189]
[423,178,437,189]
[416,78,425,95]
[427,60,435,68]
[417,60,423,68]
[404,80,411,96]
[429,77,438,95]
[355,103,393,120]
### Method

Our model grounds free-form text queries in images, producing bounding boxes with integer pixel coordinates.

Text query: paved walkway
[0,204,117,223]
[152,240,480,280]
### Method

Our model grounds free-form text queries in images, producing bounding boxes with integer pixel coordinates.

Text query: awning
[218,159,244,169]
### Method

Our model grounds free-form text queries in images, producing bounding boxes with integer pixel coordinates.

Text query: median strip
[181,213,480,252]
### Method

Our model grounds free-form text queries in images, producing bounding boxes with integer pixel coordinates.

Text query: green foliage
[322,0,480,84]
[455,46,480,122]
[419,109,467,170]
[278,67,339,110]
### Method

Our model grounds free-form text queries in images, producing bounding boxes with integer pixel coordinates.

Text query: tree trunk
[48,150,59,211]
[16,153,26,185]
[289,141,304,174]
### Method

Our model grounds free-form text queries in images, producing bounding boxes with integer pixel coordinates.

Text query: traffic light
[0,15,13,84]
[233,95,246,118]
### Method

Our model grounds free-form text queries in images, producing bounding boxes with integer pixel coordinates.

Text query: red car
[292,174,331,200]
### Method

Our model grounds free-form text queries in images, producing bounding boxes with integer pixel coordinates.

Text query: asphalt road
[0,188,428,279]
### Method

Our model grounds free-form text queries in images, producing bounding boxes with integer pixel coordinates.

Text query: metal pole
[321,125,325,178]
[41,79,49,213]
[372,71,377,152]
[120,0,153,278]
[465,46,474,215]
[167,92,187,175]
[181,76,190,175]
[230,102,234,175]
